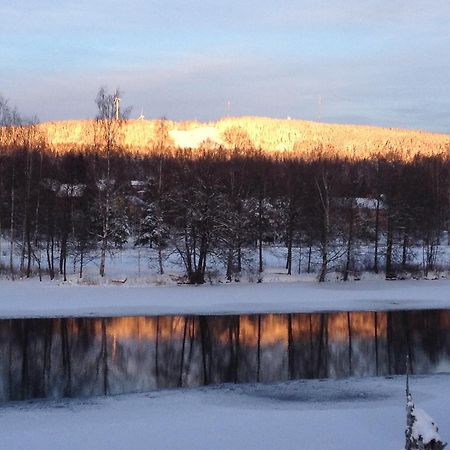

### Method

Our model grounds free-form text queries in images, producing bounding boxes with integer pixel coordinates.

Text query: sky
[1,0,450,132]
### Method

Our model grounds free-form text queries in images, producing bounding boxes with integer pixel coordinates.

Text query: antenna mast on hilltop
[113,94,121,120]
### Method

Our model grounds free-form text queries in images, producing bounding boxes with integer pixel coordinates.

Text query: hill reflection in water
[1,310,449,401]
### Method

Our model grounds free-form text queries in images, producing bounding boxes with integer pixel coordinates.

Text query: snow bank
[1,374,448,450]
[412,407,443,445]
[1,279,450,319]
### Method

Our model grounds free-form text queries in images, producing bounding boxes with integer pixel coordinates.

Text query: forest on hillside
[1,94,450,284]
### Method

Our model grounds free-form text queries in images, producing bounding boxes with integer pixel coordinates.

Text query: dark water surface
[1,310,449,401]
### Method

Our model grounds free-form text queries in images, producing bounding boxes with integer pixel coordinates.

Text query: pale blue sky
[1,0,450,131]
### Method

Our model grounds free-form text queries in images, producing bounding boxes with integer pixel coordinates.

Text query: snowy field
[1,278,450,319]
[1,374,448,450]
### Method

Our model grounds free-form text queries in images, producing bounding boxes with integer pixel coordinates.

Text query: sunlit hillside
[3,116,450,159]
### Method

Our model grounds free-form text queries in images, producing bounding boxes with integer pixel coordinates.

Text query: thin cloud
[1,1,449,131]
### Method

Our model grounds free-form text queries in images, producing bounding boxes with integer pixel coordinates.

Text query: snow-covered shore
[1,278,450,319]
[1,374,448,450]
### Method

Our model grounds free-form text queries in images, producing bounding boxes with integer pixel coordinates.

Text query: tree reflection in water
[1,310,450,401]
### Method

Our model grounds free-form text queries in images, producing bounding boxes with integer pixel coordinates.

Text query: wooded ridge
[2,116,449,159]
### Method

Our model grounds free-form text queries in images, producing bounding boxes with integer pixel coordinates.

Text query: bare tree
[94,87,131,277]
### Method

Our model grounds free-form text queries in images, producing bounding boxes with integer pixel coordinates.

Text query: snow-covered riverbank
[1,374,448,450]
[1,279,450,319]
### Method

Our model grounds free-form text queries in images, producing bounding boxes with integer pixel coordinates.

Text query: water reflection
[0,310,449,401]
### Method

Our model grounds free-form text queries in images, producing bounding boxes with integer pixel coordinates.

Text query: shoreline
[1,278,450,319]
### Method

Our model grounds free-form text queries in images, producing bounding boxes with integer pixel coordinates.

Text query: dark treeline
[1,127,450,283]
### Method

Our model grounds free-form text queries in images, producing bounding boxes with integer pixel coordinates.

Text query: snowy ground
[1,278,450,319]
[1,374,448,450]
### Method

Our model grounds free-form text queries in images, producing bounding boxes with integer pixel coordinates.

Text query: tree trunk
[307,244,312,273]
[99,236,107,278]
[402,231,408,270]
[79,247,84,279]
[317,174,330,283]
[374,196,380,273]
[343,205,354,281]
[158,245,164,275]
[258,196,264,280]
[9,170,15,279]
[286,226,293,275]
[226,248,233,281]
[385,214,395,279]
